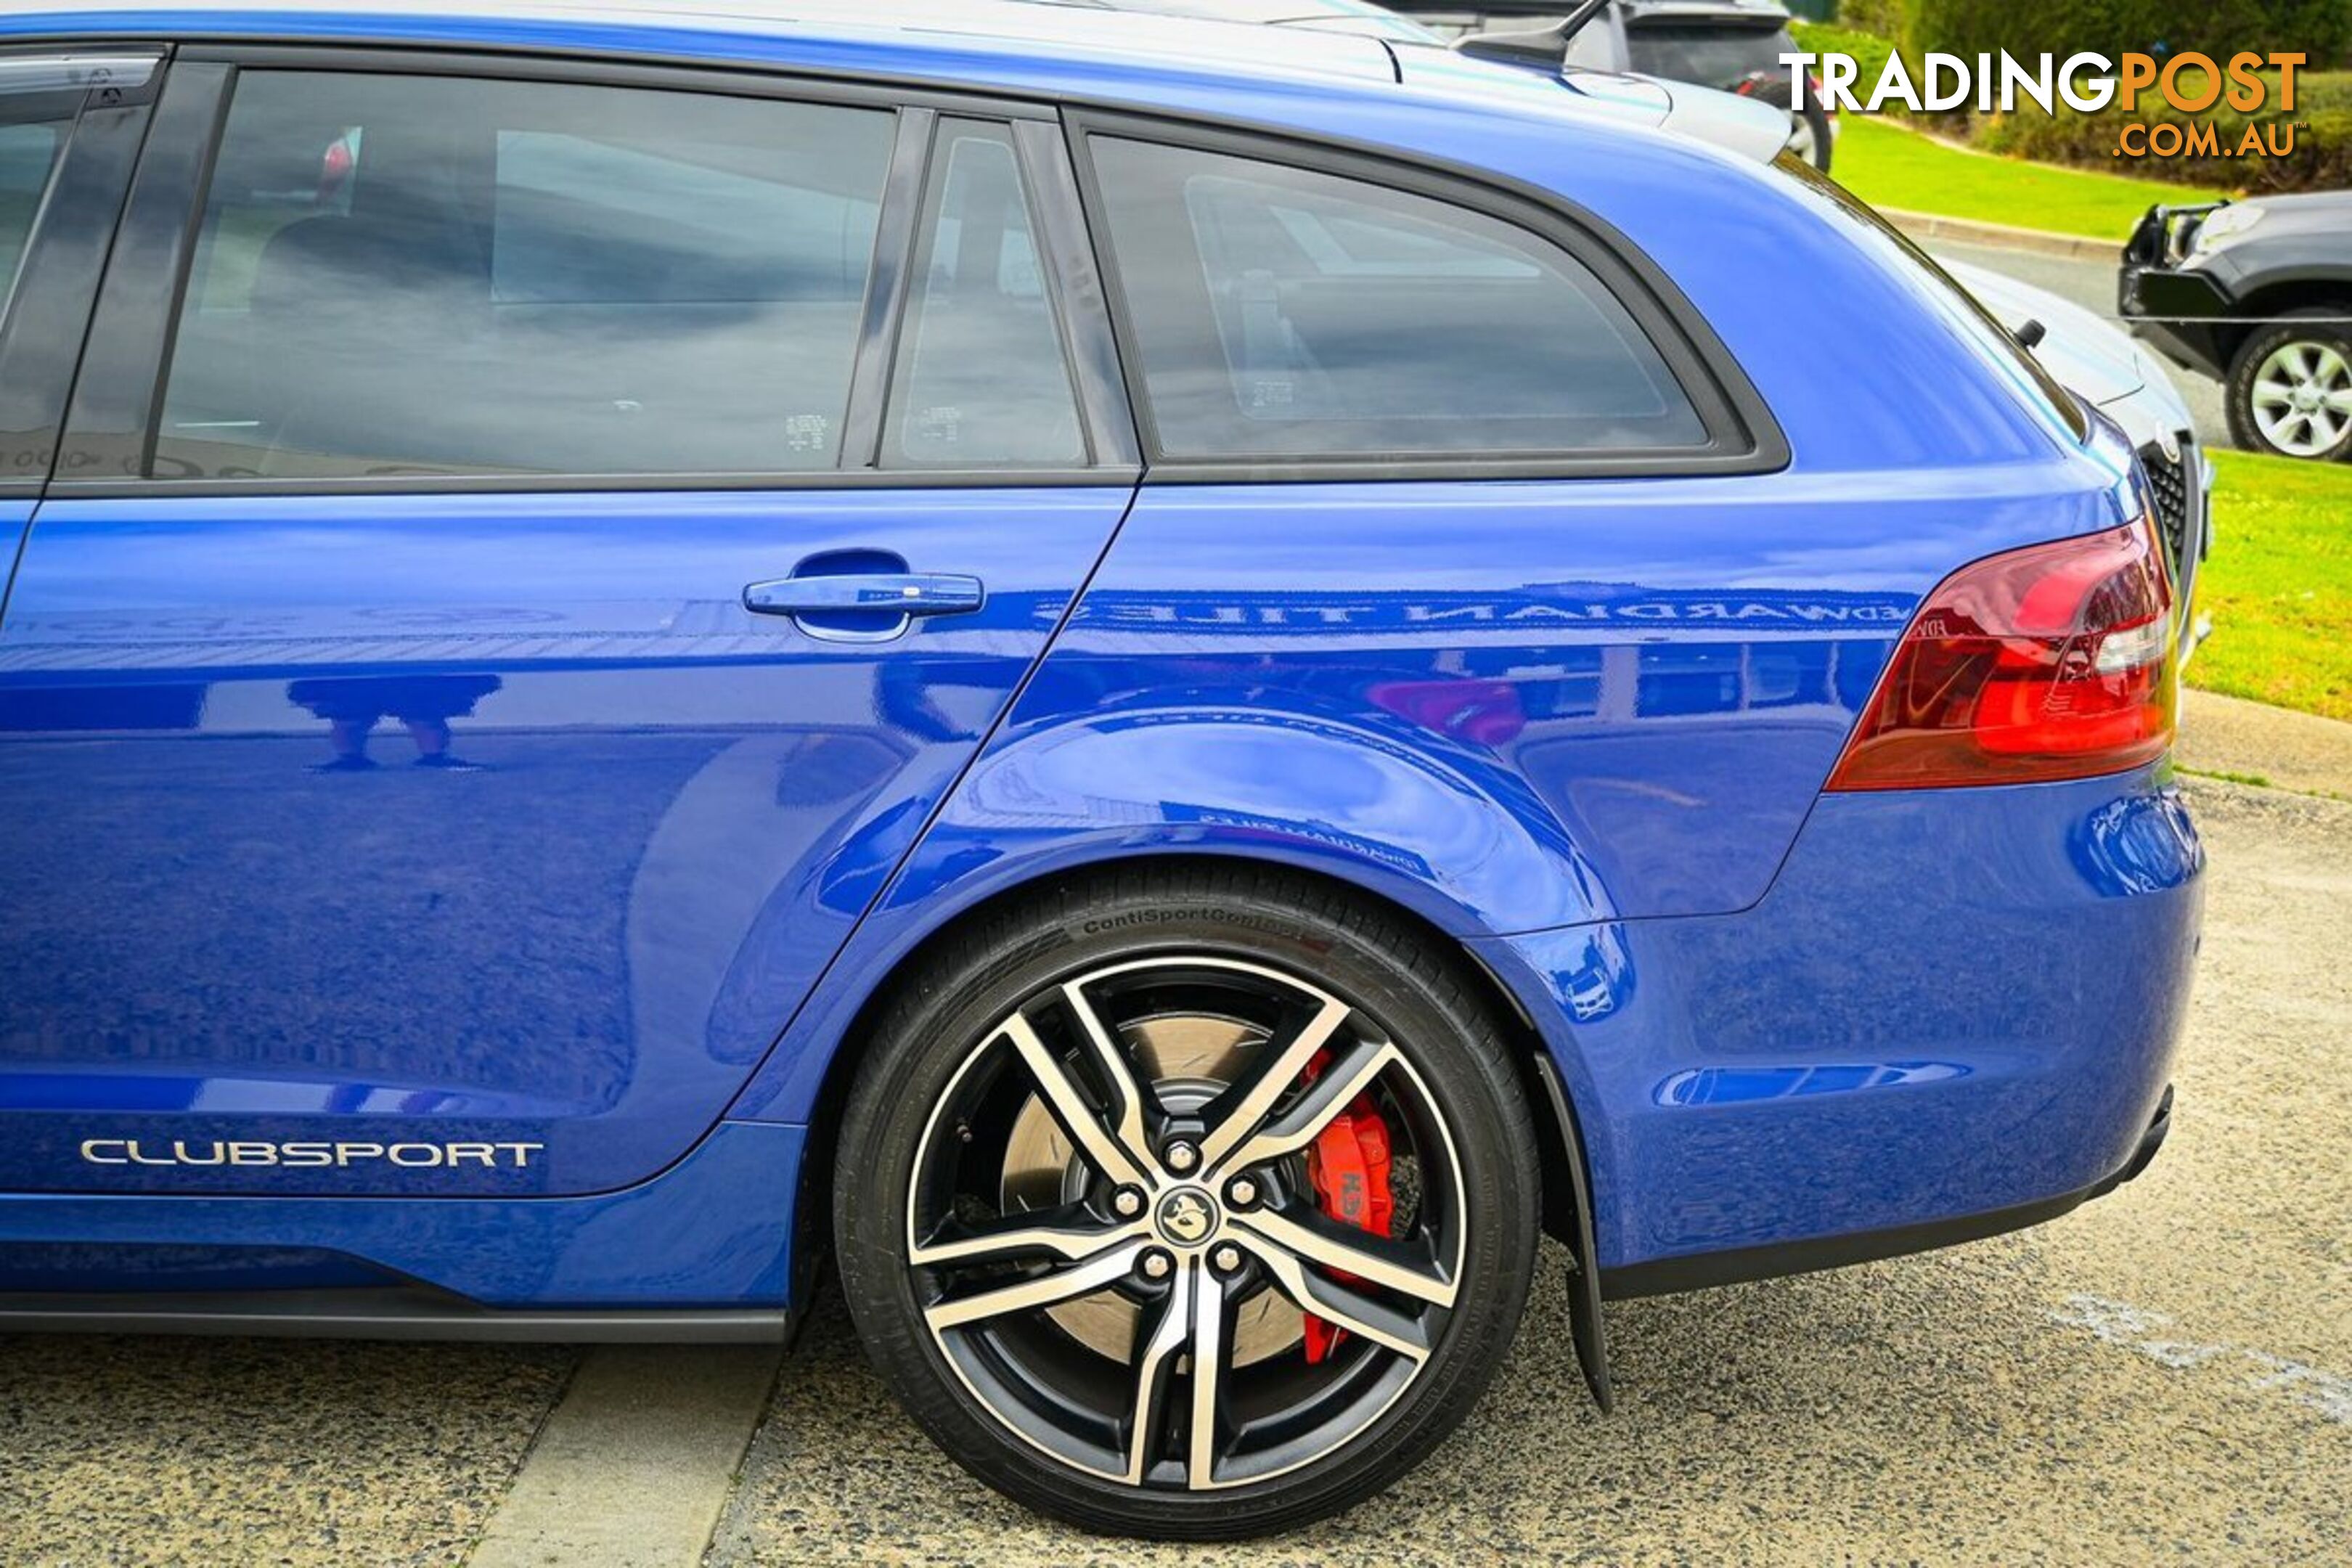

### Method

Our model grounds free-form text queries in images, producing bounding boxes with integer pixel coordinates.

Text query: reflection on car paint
[1656,1059,1969,1108]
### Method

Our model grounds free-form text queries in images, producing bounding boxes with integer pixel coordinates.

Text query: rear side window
[155,73,896,480]
[1624,24,1797,86]
[883,120,1085,468]
[1086,137,1709,461]
[0,119,66,313]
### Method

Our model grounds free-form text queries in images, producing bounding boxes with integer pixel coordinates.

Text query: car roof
[0,0,1405,87]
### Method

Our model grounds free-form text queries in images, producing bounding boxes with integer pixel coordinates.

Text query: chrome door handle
[743,572,985,642]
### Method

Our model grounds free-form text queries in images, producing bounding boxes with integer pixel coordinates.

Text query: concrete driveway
[3,777,2346,1566]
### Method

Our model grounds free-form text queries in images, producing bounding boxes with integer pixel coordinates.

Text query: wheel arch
[2224,277,2352,366]
[774,845,1611,1402]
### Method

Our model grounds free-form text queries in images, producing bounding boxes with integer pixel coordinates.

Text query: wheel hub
[1000,1011,1304,1365]
[1152,1185,1220,1249]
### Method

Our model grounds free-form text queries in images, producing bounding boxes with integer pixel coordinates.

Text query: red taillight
[1827,518,2176,791]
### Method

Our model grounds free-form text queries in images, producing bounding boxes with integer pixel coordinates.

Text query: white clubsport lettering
[75,1138,546,1170]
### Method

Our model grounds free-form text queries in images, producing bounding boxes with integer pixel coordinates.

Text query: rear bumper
[1599,1084,2173,1297]
[1482,764,2202,1280]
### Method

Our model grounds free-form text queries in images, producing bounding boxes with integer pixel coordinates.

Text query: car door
[0,56,1137,1196]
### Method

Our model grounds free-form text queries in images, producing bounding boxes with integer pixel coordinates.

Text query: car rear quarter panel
[1486,765,2202,1269]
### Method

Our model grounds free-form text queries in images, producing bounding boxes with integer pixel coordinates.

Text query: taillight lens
[1827,518,2176,791]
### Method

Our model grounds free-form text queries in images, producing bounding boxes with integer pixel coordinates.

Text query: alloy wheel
[2249,339,2352,457]
[904,955,1466,1491]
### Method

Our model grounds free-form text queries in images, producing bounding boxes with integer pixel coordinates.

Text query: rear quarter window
[1085,136,1715,463]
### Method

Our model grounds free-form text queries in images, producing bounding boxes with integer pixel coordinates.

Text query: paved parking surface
[3,779,2346,1565]
[0,1339,576,1566]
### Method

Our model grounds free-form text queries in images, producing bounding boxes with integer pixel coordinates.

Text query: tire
[2224,307,2352,461]
[832,863,1540,1539]
[1790,102,1833,173]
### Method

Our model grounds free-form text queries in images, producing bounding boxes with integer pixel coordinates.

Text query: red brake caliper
[1299,1048,1395,1364]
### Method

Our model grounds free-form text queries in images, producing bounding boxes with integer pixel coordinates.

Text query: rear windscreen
[1625,23,1794,86]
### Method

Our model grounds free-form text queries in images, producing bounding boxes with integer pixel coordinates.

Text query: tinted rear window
[0,119,65,314]
[155,72,895,480]
[1625,23,1794,86]
[1089,137,1709,461]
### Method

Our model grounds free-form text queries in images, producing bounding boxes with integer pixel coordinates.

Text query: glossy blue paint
[728,450,2142,1124]
[0,487,1127,1196]
[0,505,28,603]
[0,1120,804,1304]
[1479,765,2201,1268]
[0,2,2203,1316]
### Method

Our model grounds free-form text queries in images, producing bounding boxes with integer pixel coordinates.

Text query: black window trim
[48,44,1142,499]
[869,112,1134,475]
[0,45,163,502]
[1063,107,1791,486]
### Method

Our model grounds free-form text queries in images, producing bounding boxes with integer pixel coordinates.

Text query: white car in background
[1945,260,2213,661]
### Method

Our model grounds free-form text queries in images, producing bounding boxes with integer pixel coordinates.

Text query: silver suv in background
[1397,0,1837,169]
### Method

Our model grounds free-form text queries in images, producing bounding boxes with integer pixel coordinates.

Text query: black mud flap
[1530,1051,1612,1413]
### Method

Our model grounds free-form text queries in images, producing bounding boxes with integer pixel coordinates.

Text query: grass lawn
[1831,115,2231,242]
[2186,450,2352,723]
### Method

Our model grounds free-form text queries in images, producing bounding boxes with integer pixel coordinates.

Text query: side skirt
[0,1284,793,1342]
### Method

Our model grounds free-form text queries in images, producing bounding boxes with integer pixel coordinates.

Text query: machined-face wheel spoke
[1237,1204,1458,1308]
[1186,1262,1230,1489]
[1195,993,1353,1175]
[1059,978,1158,1175]
[1124,1269,1192,1485]
[912,1204,1147,1270]
[923,1239,1145,1333]
[1002,1011,1151,1189]
[1236,1232,1434,1362]
[906,951,1469,1495]
[1226,1036,1403,1169]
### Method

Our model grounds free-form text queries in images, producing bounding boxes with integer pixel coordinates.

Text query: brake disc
[1000,1010,1305,1366]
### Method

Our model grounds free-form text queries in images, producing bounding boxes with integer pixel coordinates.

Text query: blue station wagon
[0,0,2201,1538]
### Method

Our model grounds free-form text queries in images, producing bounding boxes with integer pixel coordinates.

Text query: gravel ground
[0,1339,579,1567]
[708,777,2352,1566]
[0,778,2343,1567]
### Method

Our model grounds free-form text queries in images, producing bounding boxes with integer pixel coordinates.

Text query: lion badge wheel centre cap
[1153,1185,1220,1249]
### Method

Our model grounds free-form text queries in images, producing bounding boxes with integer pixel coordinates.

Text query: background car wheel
[1788,102,1833,173]
[2225,308,2352,461]
[833,865,1540,1539]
